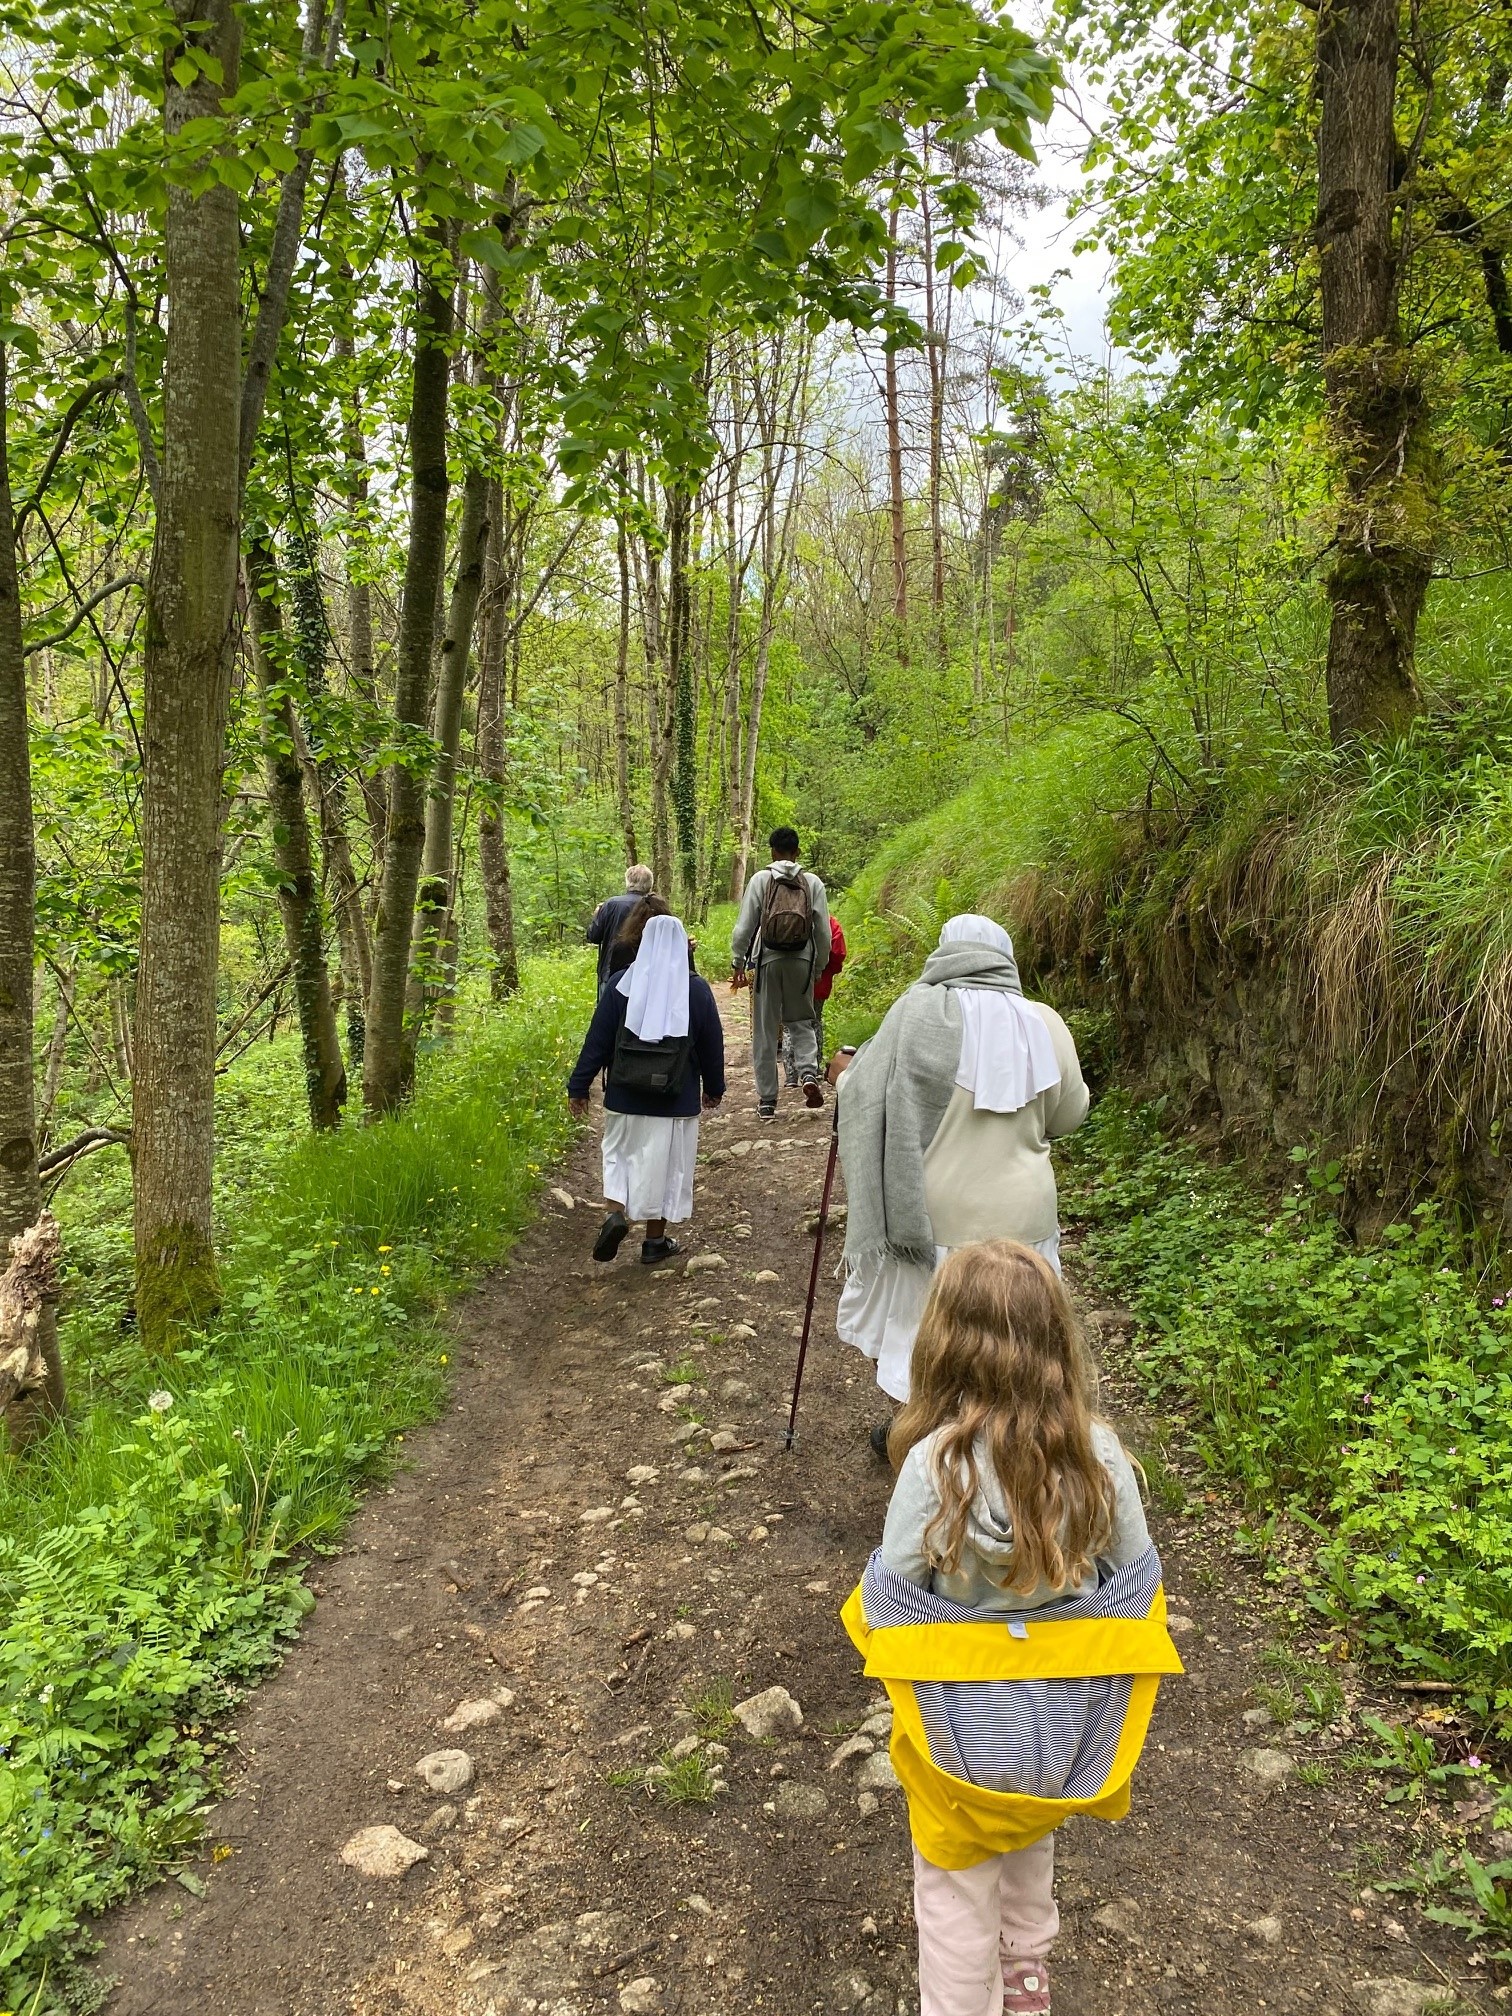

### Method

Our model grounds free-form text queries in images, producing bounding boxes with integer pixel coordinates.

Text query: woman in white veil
[831,914,1089,1450]
[567,913,726,1265]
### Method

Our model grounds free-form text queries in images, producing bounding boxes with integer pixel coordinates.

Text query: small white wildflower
[147,1390,174,1413]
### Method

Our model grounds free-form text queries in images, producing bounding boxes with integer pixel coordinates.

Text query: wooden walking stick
[784,1108,840,1451]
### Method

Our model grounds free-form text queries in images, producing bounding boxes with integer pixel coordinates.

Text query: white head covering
[937,914,1060,1113]
[617,913,691,1041]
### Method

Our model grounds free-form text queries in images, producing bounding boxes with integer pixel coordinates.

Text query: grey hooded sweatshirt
[880,1421,1150,1614]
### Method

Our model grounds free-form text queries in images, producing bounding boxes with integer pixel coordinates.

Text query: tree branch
[24,575,143,656]
[13,375,119,541]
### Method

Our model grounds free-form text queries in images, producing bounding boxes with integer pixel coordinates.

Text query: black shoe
[801,1076,824,1109]
[592,1210,630,1263]
[641,1236,682,1267]
[758,1102,777,1121]
[870,1421,892,1461]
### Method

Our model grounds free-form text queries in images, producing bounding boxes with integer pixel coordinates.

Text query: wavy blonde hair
[888,1240,1116,1595]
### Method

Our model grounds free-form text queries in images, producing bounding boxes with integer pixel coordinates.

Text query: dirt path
[100,988,1483,2016]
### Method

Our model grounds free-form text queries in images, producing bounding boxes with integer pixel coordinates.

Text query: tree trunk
[614,501,639,862]
[133,0,243,1350]
[1316,0,1431,742]
[477,484,520,1001]
[0,341,64,1438]
[363,232,454,1117]
[884,202,908,626]
[246,536,347,1129]
[404,461,490,1052]
[336,314,388,864]
[920,168,946,614]
[668,486,698,900]
[38,962,73,1149]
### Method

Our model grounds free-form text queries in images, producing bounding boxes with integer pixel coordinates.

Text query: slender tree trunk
[133,0,243,1350]
[884,202,908,626]
[403,462,490,1054]
[668,486,698,900]
[0,341,64,1438]
[477,486,520,1000]
[110,980,134,1084]
[38,963,73,1148]
[920,169,946,614]
[246,537,346,1128]
[336,314,388,863]
[1316,0,1431,741]
[363,231,455,1117]
[614,502,639,862]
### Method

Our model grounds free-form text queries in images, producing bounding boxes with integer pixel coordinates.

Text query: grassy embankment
[0,956,593,2009]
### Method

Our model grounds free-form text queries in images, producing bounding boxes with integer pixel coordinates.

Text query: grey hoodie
[730,860,830,972]
[880,1421,1150,1614]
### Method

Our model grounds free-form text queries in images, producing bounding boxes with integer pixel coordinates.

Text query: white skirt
[837,1231,1062,1404]
[602,1111,699,1224]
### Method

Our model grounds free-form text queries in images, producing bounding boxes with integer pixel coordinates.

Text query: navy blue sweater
[567,973,726,1116]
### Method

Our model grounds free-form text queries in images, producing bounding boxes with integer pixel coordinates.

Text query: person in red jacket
[782,913,846,1084]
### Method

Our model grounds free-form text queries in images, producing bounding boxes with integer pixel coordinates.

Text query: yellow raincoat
[841,1562,1183,1869]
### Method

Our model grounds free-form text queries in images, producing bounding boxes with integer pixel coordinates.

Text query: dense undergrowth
[1059,1097,1512,1727]
[0,957,591,2009]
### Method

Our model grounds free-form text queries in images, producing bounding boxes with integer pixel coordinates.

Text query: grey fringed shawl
[838,940,1027,1272]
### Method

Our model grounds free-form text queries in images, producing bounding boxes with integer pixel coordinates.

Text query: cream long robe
[838,1003,1088,1401]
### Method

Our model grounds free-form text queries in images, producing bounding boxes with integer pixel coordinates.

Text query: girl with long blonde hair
[843,1240,1179,2016]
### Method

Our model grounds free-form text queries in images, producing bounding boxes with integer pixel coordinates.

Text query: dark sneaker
[801,1076,824,1109]
[758,1102,777,1121]
[592,1210,630,1263]
[870,1421,892,1461]
[641,1236,682,1267]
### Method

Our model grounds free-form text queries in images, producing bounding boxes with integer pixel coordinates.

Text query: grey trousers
[752,955,818,1106]
[780,1006,825,1080]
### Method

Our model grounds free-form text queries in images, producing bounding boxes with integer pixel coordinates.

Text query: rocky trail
[101,990,1490,2016]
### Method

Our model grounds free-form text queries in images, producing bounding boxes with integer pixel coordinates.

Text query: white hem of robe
[838,1232,1062,1403]
[602,1111,699,1223]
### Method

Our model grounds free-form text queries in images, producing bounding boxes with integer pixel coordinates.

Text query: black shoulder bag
[608,1020,694,1096]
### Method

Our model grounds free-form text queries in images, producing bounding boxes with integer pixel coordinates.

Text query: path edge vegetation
[0,956,591,2011]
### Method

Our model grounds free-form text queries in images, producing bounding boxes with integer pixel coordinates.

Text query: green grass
[0,955,593,2009]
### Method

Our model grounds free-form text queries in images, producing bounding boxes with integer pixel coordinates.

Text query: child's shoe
[1003,1959,1050,2013]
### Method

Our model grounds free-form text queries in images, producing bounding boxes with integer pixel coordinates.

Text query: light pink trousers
[913,1836,1058,2016]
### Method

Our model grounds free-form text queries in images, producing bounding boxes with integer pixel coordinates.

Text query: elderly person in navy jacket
[568,914,725,1265]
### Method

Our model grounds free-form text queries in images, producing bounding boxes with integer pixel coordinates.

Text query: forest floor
[98,988,1492,2016]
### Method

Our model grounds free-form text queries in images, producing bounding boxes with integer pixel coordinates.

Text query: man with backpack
[730,827,831,1118]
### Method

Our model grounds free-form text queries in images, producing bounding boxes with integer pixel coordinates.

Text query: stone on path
[829,1734,875,1771]
[1092,1897,1145,1943]
[685,1252,727,1275]
[860,1709,893,1739]
[1352,1982,1447,2016]
[856,1751,901,1793]
[619,1977,663,2013]
[1241,1747,1298,1787]
[857,1791,880,1817]
[419,1803,458,1838]
[773,1779,828,1821]
[415,1748,474,1795]
[625,1464,659,1486]
[340,1824,428,1878]
[734,1684,803,1738]
[442,1697,499,1734]
[1167,1613,1196,1636]
[754,1269,780,1282]
[581,1505,615,1524]
[1242,1706,1274,1730]
[1244,1913,1284,1945]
